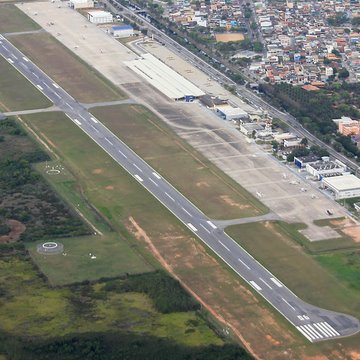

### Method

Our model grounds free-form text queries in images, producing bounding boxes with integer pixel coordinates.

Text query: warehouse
[322,174,360,199]
[87,11,113,24]
[124,54,205,100]
[305,158,347,180]
[215,105,248,120]
[111,25,134,38]
[69,0,93,9]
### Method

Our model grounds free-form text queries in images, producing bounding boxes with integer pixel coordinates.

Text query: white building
[111,25,134,38]
[87,11,113,24]
[322,175,360,199]
[215,105,248,120]
[306,158,347,180]
[69,0,93,9]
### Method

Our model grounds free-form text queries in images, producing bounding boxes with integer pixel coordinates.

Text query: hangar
[124,54,205,100]
[322,174,360,199]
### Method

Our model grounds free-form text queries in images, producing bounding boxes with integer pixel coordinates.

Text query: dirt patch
[196,181,210,188]
[105,185,114,190]
[348,351,360,360]
[342,226,360,242]
[0,219,26,243]
[220,195,250,210]
[92,168,104,174]
[215,33,245,42]
[330,218,354,227]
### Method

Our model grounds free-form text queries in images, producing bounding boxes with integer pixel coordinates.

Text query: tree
[338,68,350,80]
[352,17,360,26]
[300,137,308,146]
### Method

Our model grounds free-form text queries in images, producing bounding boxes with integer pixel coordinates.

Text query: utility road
[0,34,358,343]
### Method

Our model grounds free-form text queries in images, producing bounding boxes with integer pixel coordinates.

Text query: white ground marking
[134,174,143,182]
[20,62,28,69]
[52,83,59,89]
[165,192,175,201]
[281,297,296,311]
[133,163,143,172]
[11,54,18,60]
[105,137,113,145]
[296,326,314,342]
[207,221,217,229]
[79,114,87,121]
[73,119,81,126]
[321,322,340,336]
[218,241,230,251]
[7,58,14,64]
[306,324,322,339]
[152,172,161,179]
[32,72,39,79]
[90,124,99,133]
[53,92,61,98]
[199,223,210,233]
[90,117,98,123]
[181,207,193,217]
[249,280,262,291]
[36,84,43,91]
[313,323,331,337]
[118,150,127,158]
[238,258,250,270]
[66,102,73,110]
[259,277,272,289]
[187,223,198,232]
[22,56,29,62]
[149,177,158,187]
[270,277,283,287]
[298,325,318,340]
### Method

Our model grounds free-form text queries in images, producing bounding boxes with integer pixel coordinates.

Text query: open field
[0,251,223,349]
[215,33,245,42]
[226,221,360,319]
[0,56,51,112]
[92,104,268,220]
[21,111,360,359]
[10,32,126,103]
[27,233,153,286]
[0,4,40,33]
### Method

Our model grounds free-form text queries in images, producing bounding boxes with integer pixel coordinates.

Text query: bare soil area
[0,220,26,243]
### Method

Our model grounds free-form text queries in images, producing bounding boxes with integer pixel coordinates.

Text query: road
[108,0,360,173]
[0,33,358,343]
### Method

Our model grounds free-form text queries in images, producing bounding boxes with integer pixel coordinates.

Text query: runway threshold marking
[187,223,197,232]
[296,326,314,342]
[313,323,332,337]
[218,240,230,251]
[165,192,175,201]
[259,277,272,289]
[270,277,283,287]
[152,172,161,179]
[238,258,250,270]
[199,223,210,233]
[134,174,143,182]
[249,280,262,291]
[207,221,217,229]
[320,322,340,336]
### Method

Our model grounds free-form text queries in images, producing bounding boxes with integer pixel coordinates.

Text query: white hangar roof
[124,53,205,100]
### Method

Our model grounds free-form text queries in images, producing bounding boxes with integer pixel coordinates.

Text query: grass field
[226,221,360,318]
[10,33,126,103]
[0,4,40,33]
[0,253,223,348]
[92,104,268,220]
[0,56,51,112]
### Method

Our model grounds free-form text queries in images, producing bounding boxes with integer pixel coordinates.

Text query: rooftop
[323,174,360,191]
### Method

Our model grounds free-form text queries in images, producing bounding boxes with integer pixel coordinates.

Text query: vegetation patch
[10,32,126,103]
[0,4,40,33]
[0,57,51,112]
[91,104,268,219]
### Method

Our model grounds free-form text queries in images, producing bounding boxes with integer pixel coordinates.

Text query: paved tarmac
[0,33,358,343]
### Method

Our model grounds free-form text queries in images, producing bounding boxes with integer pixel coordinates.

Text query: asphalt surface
[0,33,359,343]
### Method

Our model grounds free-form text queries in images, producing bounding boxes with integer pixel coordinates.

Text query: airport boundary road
[0,33,359,343]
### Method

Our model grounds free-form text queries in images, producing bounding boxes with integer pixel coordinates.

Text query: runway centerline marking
[105,137,113,146]
[218,240,230,251]
[282,297,296,311]
[118,150,128,158]
[238,258,250,270]
[199,223,210,233]
[165,192,175,201]
[90,124,99,133]
[259,277,272,289]
[149,177,158,187]
[133,163,143,172]
[181,207,193,217]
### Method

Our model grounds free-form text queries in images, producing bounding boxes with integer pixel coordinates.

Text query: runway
[1,33,358,343]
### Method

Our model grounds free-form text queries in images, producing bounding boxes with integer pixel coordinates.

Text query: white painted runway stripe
[149,177,158,187]
[44,83,51,89]
[270,277,283,288]
[32,72,39,79]
[74,119,81,126]
[321,322,340,336]
[133,163,142,172]
[53,92,61,99]
[218,241,230,251]
[281,297,296,311]
[165,192,175,201]
[90,124,99,133]
[199,223,210,234]
[182,207,193,217]
[249,280,262,291]
[36,84,43,91]
[20,62,28,69]
[298,326,317,341]
[105,138,113,145]
[90,117,98,123]
[315,323,334,337]
[52,83,59,89]
[259,277,272,289]
[238,258,250,270]
[152,172,161,179]
[22,56,29,62]
[11,54,18,60]
[303,325,321,339]
[79,114,87,121]
[207,221,217,229]
[134,174,143,182]
[66,102,73,110]
[313,323,331,337]
[296,326,313,342]
[7,58,13,64]
[187,223,197,232]
[118,150,127,158]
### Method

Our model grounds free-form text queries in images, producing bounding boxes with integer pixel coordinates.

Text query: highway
[0,33,359,343]
[108,0,360,173]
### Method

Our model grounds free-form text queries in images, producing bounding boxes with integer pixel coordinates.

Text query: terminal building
[322,174,360,199]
